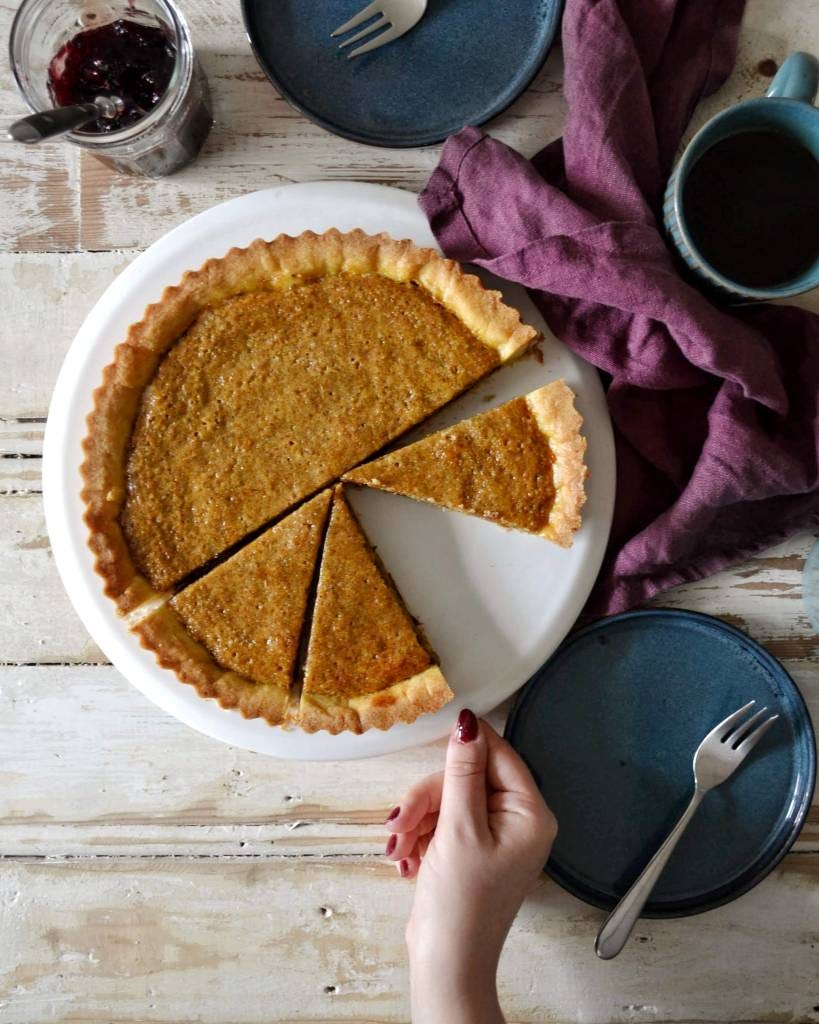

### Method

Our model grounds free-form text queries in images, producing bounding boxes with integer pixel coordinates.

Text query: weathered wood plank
[0,662,471,829]
[0,252,130,419]
[0,420,41,458]
[0,420,42,495]
[0,822,383,859]
[2,3,818,1020]
[1,0,817,257]
[72,45,567,252]
[2,488,816,668]
[0,855,816,1024]
[0,658,815,846]
[0,495,105,664]
[0,0,79,255]
[0,9,565,254]
[0,0,817,260]
[0,152,78,254]
[645,532,819,664]
[0,455,41,496]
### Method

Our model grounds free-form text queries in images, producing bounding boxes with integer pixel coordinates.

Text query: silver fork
[595,700,779,960]
[331,0,428,59]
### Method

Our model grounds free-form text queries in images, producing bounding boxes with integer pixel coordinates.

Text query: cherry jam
[48,19,175,133]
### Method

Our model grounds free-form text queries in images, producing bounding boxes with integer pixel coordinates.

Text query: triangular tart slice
[133,489,332,724]
[345,379,587,547]
[300,487,452,734]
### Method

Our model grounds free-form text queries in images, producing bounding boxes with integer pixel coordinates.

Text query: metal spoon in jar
[4,95,124,143]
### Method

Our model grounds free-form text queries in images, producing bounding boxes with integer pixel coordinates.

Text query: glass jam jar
[9,0,213,177]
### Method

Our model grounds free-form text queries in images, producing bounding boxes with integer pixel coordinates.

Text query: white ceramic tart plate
[43,183,616,760]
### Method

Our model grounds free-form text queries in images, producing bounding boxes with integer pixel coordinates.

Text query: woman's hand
[385,709,557,1024]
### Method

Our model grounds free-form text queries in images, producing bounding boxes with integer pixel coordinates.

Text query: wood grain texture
[2,486,817,667]
[0,663,815,849]
[25,36,566,253]
[0,857,817,1024]
[0,495,105,664]
[2,0,819,1020]
[0,662,466,831]
[0,253,130,419]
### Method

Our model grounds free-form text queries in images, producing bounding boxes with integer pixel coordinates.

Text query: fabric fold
[420,0,819,615]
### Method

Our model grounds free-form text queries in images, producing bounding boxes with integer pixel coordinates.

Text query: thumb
[438,709,489,837]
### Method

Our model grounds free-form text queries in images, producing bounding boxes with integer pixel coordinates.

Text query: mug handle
[766,51,818,103]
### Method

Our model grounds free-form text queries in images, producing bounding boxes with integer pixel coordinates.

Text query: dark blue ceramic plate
[241,0,563,147]
[505,610,815,917]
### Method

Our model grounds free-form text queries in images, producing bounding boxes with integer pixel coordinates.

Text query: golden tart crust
[300,487,453,734]
[345,379,587,547]
[132,490,332,725]
[81,229,537,614]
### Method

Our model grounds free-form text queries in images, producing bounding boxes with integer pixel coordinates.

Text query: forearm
[410,959,506,1024]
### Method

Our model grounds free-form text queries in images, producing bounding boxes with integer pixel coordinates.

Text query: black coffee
[681,129,819,289]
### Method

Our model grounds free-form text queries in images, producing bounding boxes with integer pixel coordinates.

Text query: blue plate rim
[239,0,564,148]
[504,608,817,919]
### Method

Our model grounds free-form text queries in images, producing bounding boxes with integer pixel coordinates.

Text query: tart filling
[80,229,548,732]
[82,229,537,611]
[345,379,587,547]
[133,490,332,724]
[300,488,453,734]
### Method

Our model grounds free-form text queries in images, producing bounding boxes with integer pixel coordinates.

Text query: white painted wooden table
[1,2,818,1021]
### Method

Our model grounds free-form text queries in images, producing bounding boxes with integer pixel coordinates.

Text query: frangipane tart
[81,229,537,613]
[300,487,452,734]
[345,380,586,547]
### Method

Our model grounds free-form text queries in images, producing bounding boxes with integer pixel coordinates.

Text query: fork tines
[718,700,779,755]
[331,2,398,59]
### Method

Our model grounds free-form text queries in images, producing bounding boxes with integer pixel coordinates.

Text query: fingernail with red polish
[385,833,397,857]
[385,806,400,824]
[455,708,479,744]
[399,859,409,878]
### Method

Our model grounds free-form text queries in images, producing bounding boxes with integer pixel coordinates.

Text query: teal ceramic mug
[664,51,819,300]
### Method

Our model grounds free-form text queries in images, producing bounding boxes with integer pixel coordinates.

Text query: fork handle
[595,789,705,960]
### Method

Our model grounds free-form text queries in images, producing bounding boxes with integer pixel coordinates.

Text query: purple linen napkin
[419,0,819,616]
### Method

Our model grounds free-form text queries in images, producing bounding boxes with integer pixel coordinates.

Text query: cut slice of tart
[344,380,587,547]
[133,489,332,724]
[300,487,452,734]
[82,229,538,611]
